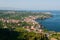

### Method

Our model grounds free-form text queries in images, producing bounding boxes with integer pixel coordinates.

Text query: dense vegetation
[0,10,53,40]
[0,10,52,19]
[0,28,49,40]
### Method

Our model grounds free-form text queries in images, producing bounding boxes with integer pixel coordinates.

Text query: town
[0,11,60,40]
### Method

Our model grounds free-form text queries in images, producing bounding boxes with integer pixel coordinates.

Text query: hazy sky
[0,0,60,10]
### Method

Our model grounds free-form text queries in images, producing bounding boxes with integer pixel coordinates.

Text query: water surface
[36,11,60,32]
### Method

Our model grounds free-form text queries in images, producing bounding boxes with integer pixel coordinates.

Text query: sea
[36,11,60,32]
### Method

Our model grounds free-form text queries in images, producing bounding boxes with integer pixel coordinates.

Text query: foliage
[0,21,4,28]
[0,10,52,19]
[0,10,51,40]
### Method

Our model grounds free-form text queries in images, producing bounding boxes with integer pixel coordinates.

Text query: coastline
[23,15,52,33]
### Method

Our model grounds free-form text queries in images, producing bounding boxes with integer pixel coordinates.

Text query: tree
[0,21,3,28]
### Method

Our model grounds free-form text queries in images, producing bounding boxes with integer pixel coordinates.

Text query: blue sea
[36,11,60,32]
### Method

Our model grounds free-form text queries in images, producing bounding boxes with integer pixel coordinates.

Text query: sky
[0,0,60,10]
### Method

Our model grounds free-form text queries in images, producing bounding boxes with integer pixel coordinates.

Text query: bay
[36,11,60,32]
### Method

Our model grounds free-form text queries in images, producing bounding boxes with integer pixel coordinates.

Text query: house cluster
[23,25,43,33]
[0,16,43,33]
[23,16,43,33]
[24,16,38,24]
[0,18,20,23]
[0,18,21,28]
